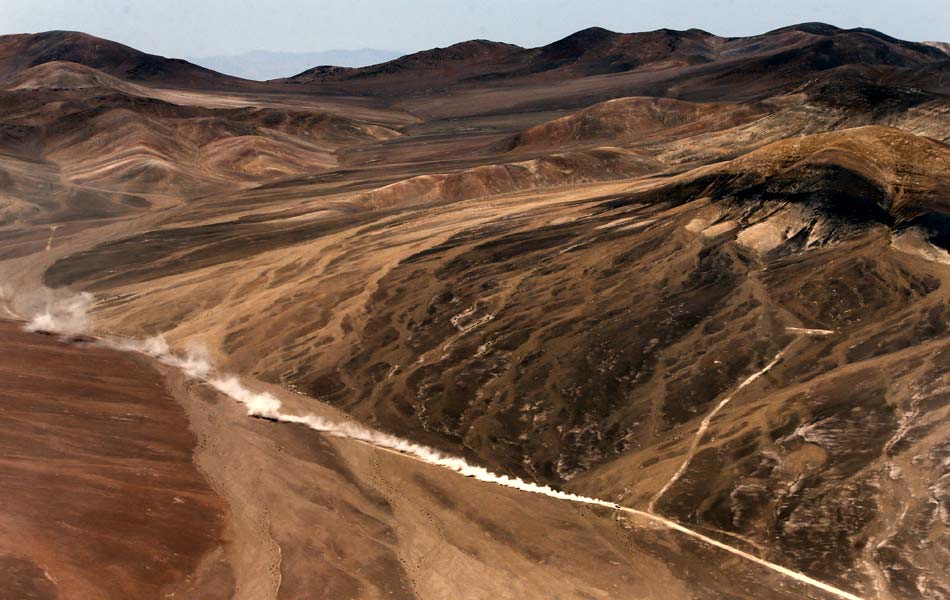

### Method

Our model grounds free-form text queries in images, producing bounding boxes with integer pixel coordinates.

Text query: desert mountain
[284,24,943,98]
[0,30,240,88]
[188,48,403,81]
[1,22,949,600]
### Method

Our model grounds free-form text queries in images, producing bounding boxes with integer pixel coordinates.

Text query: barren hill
[0,30,239,87]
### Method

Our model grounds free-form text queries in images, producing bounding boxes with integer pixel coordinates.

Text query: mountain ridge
[188,48,404,80]
[0,30,238,87]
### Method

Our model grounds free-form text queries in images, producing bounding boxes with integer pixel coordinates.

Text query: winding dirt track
[648,344,793,512]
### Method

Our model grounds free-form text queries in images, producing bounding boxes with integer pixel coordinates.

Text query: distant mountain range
[187,49,404,80]
[272,24,950,112]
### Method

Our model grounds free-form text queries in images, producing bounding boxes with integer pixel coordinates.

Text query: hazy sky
[2,0,946,57]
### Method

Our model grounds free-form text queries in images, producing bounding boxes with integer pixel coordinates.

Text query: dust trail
[1,285,96,334]
[8,290,863,600]
[110,334,618,503]
[648,346,790,512]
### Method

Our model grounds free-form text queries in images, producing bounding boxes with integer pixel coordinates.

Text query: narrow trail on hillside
[45,225,60,251]
[648,325,835,512]
[648,344,792,512]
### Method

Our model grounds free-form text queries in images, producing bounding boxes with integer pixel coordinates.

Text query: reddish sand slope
[0,321,228,600]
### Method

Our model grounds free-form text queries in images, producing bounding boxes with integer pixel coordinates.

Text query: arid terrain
[0,22,948,599]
